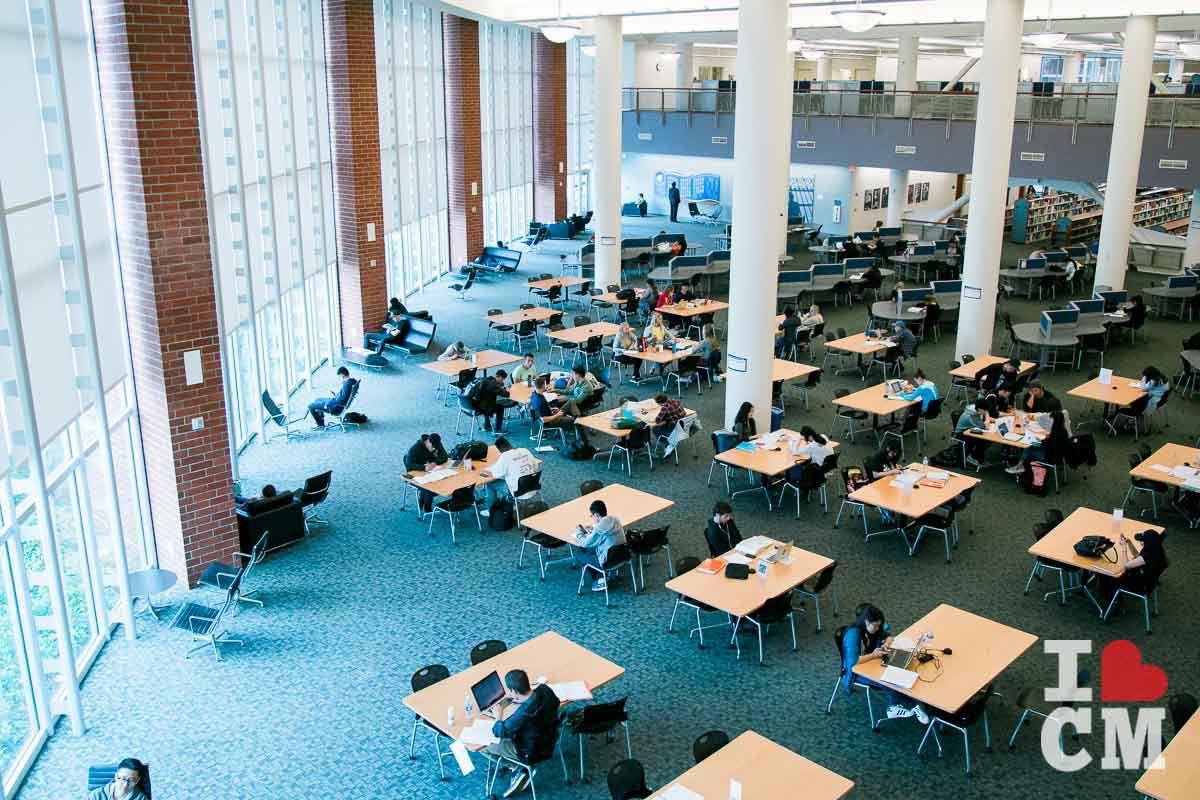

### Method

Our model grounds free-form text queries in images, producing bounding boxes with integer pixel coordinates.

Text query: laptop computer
[883,644,915,670]
[471,671,511,719]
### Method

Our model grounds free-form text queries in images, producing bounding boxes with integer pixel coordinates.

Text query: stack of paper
[548,680,593,702]
[736,535,775,556]
[414,469,456,485]
[659,785,704,800]
[458,718,499,747]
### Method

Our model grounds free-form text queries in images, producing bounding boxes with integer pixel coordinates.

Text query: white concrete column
[1094,15,1158,293]
[1167,58,1185,84]
[724,0,789,432]
[675,42,694,89]
[894,33,919,116]
[887,168,909,228]
[1184,189,1200,269]
[954,0,1025,362]
[1064,51,1083,83]
[775,45,794,258]
[816,55,832,82]
[593,15,623,288]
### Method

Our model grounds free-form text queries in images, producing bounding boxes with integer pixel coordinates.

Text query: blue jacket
[898,380,939,412]
[841,624,887,695]
[330,378,358,413]
[492,684,560,762]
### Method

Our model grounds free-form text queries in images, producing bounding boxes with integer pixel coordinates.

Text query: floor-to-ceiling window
[376,0,450,300]
[566,38,595,215]
[480,21,534,244]
[191,0,340,450]
[0,2,150,793]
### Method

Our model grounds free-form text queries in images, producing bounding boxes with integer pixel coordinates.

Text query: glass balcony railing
[621,86,1200,129]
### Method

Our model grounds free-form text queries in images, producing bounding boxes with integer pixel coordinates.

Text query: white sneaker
[887,705,915,720]
[913,705,930,725]
[1005,463,1025,474]
[479,509,490,518]
[502,771,530,797]
[591,579,608,592]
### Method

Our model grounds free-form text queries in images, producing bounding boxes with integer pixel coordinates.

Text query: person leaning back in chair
[307,367,357,429]
[89,758,151,800]
[488,669,560,798]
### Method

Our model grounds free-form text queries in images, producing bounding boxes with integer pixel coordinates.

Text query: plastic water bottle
[464,692,475,720]
[922,455,929,468]
[447,705,456,729]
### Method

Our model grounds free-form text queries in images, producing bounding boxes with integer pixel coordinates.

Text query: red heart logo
[1101,640,1168,703]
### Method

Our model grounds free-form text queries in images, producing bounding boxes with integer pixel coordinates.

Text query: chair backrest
[448,485,476,504]
[514,472,542,498]
[337,379,361,414]
[810,562,837,593]
[469,639,508,665]
[949,685,994,727]
[302,470,333,506]
[676,556,701,575]
[571,696,629,733]
[607,758,650,800]
[517,499,549,529]
[628,525,669,555]
[693,730,731,763]
[573,314,592,327]
[626,424,652,447]
[488,308,502,317]
[923,397,944,420]
[603,542,632,568]
[1169,692,1199,734]
[87,763,153,797]
[1044,509,1064,527]
[580,479,604,495]
[832,624,850,664]
[261,390,286,426]
[585,335,603,353]
[455,367,478,388]
[411,663,451,692]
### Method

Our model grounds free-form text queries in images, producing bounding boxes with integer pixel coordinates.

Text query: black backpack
[344,412,368,424]
[464,378,486,403]
[451,440,488,461]
[488,500,516,531]
[565,442,597,461]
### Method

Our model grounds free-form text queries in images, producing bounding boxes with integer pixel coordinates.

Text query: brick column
[324,0,387,346]
[92,0,236,586]
[443,13,484,264]
[533,35,567,222]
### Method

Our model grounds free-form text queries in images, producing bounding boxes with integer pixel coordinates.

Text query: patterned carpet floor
[16,216,1200,799]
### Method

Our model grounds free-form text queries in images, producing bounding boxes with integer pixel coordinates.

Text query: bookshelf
[1008,188,1192,245]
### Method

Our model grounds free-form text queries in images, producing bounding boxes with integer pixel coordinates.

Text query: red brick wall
[533,35,567,222]
[324,0,387,345]
[443,13,484,265]
[91,0,237,586]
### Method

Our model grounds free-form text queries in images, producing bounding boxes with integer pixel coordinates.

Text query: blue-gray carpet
[16,215,1200,799]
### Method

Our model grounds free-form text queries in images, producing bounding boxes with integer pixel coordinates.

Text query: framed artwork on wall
[881,187,889,209]
[907,184,914,204]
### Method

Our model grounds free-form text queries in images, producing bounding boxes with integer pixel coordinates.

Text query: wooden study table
[575,401,696,444]
[823,332,895,376]
[960,410,1046,452]
[400,446,501,510]
[1068,374,1146,419]
[520,483,673,546]
[1129,442,1200,491]
[421,350,521,378]
[613,339,700,367]
[649,731,853,800]
[832,382,920,429]
[402,631,624,743]
[853,604,1037,715]
[714,429,839,507]
[527,275,588,293]
[656,298,729,318]
[485,307,556,327]
[1027,507,1161,610]
[667,540,834,619]
[547,321,619,344]
[948,355,1037,381]
[772,358,820,384]
[848,464,981,560]
[1137,708,1200,799]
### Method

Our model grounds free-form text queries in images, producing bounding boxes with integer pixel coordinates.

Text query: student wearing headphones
[840,604,929,725]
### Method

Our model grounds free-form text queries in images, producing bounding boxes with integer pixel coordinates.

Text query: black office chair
[692,730,730,764]
[486,308,513,346]
[1124,452,1169,519]
[1008,669,1089,751]
[626,526,673,591]
[407,664,452,778]
[608,424,654,476]
[732,591,799,664]
[826,624,881,727]
[580,479,604,496]
[577,543,638,607]
[833,388,869,442]
[299,470,332,533]
[469,639,507,665]
[795,562,838,632]
[668,556,730,650]
[455,395,484,438]
[917,685,996,775]
[427,485,480,544]
[564,697,632,783]
[1169,693,1198,735]
[607,759,651,800]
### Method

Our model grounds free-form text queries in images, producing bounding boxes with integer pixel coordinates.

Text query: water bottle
[464,457,472,472]
[464,691,475,720]
[447,705,456,729]
[922,455,929,468]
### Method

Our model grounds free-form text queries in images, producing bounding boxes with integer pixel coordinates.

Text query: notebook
[881,665,919,689]
[697,558,725,575]
[736,535,775,557]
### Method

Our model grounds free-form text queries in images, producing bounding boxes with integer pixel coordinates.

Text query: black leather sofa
[236,492,305,555]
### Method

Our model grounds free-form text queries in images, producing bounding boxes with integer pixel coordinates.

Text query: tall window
[375,0,450,299]
[1082,55,1121,83]
[191,0,340,450]
[0,1,151,793]
[480,22,534,244]
[1039,56,1064,81]
[566,38,595,215]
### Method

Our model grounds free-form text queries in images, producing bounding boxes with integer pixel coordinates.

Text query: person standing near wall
[668,181,681,222]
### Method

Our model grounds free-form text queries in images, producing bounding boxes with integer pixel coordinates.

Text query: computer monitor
[1069,299,1104,315]
[1023,256,1046,271]
[471,671,507,713]
[1167,274,1198,289]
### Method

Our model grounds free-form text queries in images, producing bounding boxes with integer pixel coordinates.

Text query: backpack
[488,500,516,531]
[464,378,486,403]
[930,443,963,469]
[344,412,368,424]
[1022,462,1049,496]
[565,442,597,461]
[451,440,488,461]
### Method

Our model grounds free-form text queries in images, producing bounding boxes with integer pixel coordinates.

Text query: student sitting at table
[655,283,674,309]
[695,325,722,376]
[1136,365,1170,411]
[477,436,540,512]
[1099,529,1168,611]
[651,392,688,440]
[1005,409,1068,474]
[793,426,835,466]
[405,433,449,514]
[704,501,742,557]
[472,370,518,434]
[954,403,990,465]
[573,500,625,592]
[640,280,660,319]
[890,320,917,359]
[510,352,538,385]
[613,322,643,381]
[488,669,561,798]
[672,282,694,305]
[643,313,674,348]
[801,303,824,328]
[841,605,930,725]
[732,401,757,443]
[776,307,801,357]
[894,369,939,412]
[864,443,902,481]
[438,340,471,361]
[1022,381,1062,413]
[562,365,595,417]
[530,377,587,447]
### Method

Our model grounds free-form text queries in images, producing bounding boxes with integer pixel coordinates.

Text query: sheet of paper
[449,739,476,775]
[548,680,593,702]
[724,552,752,565]
[458,718,499,748]
[414,469,456,485]
[534,445,557,453]
[659,785,705,800]
[729,777,743,800]
[544,392,559,402]
[736,535,775,556]
[926,471,950,481]
[1150,464,1172,473]
[1098,368,1113,385]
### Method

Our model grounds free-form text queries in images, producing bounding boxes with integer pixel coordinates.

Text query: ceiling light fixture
[832,0,885,34]
[802,49,826,61]
[1027,0,1067,48]
[540,0,581,44]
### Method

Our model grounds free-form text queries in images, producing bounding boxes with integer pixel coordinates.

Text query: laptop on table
[471,671,512,719]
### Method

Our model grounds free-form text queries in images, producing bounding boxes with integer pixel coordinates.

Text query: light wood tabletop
[1129,442,1200,490]
[520,483,674,545]
[401,446,501,498]
[420,351,522,377]
[849,463,981,519]
[656,299,729,317]
[961,410,1046,450]
[853,604,1037,714]
[773,358,820,383]
[948,355,1038,379]
[648,730,853,800]
[593,291,625,304]
[824,331,896,356]
[527,275,588,291]
[715,429,840,477]
[1136,705,1200,799]
[402,631,624,742]
[548,321,620,344]
[666,540,835,618]
[614,340,700,365]
[833,382,920,417]
[485,307,557,326]
[1068,374,1146,407]
[575,401,696,440]
[1029,507,1162,578]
